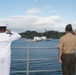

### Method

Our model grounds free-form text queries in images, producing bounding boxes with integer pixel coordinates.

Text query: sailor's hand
[59,58,62,64]
[72,30,76,35]
[74,31,76,35]
[6,29,11,33]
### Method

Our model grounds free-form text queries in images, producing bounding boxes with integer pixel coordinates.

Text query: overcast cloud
[0,7,76,32]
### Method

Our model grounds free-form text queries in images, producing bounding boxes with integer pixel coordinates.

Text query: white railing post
[26,45,30,75]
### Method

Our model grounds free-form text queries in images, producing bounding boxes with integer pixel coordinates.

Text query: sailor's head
[65,24,72,32]
[0,24,7,32]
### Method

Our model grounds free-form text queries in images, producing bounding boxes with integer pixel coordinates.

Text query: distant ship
[26,36,52,42]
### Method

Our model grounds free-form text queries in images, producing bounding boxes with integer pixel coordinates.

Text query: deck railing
[11,46,62,75]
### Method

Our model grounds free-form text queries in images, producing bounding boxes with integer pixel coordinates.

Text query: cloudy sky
[0,0,76,32]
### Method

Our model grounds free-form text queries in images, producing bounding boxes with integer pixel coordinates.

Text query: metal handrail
[11,46,61,75]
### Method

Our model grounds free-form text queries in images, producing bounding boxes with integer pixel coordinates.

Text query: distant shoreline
[20,30,65,39]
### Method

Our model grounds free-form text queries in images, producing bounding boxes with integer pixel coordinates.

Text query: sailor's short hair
[65,24,72,32]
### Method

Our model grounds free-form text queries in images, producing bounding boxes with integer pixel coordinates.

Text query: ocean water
[10,39,62,75]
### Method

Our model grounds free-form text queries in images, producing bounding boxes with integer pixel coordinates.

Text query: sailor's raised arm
[6,29,21,41]
[72,29,76,35]
[74,31,76,35]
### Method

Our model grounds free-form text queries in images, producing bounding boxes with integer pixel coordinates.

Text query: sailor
[58,24,76,75]
[0,24,21,75]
